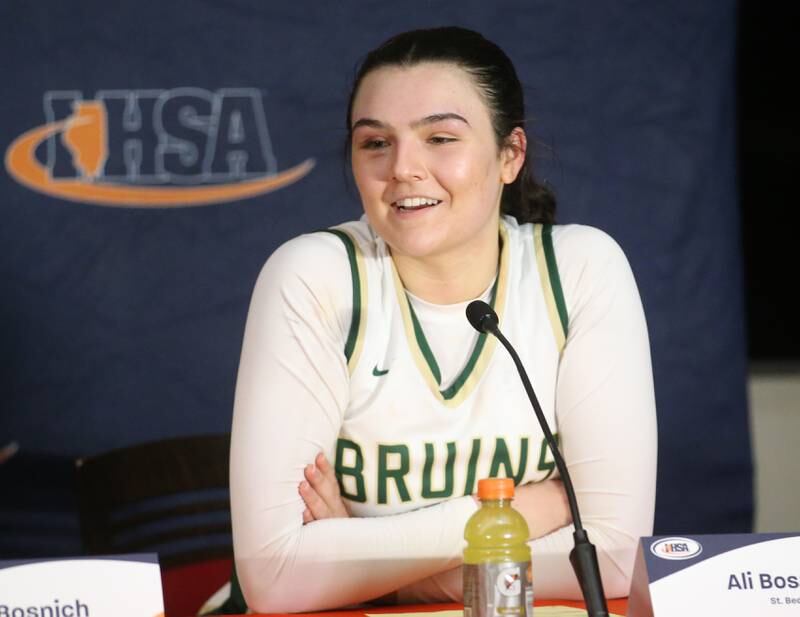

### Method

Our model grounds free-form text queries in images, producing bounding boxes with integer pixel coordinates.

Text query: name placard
[0,554,163,617]
[627,533,800,616]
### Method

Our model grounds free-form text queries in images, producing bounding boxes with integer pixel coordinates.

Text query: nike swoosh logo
[372,365,389,377]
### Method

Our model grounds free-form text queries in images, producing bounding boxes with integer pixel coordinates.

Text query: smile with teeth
[393,197,441,210]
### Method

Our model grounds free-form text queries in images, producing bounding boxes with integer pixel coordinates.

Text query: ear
[500,127,527,184]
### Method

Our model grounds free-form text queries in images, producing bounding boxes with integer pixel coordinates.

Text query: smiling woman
[349,63,522,303]
[219,26,657,614]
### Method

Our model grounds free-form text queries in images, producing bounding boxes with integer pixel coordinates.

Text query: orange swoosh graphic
[5,121,314,208]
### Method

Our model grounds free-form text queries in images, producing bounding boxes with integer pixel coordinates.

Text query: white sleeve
[229,233,477,613]
[528,225,658,598]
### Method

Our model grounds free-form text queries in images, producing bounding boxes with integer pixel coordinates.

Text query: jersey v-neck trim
[323,228,369,374]
[390,223,510,407]
[533,224,568,353]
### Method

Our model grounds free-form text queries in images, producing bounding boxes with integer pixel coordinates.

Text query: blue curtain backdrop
[0,0,750,557]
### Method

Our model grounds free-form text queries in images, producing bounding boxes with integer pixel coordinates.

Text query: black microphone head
[466,300,499,334]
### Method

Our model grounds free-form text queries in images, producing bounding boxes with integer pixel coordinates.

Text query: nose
[391,140,427,182]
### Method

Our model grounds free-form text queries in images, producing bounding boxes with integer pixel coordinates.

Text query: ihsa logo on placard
[650,537,703,561]
[4,88,314,207]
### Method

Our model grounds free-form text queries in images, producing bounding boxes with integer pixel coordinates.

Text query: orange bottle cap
[477,477,515,500]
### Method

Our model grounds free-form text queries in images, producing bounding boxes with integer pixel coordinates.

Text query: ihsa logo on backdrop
[4,88,314,207]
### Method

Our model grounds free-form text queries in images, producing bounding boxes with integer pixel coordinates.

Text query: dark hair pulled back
[346,26,555,225]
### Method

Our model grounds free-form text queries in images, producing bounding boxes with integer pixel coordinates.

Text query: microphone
[466,300,609,617]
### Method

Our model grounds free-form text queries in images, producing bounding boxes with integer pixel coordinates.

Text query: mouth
[391,197,442,211]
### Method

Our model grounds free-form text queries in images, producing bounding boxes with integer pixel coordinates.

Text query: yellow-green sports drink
[463,478,533,617]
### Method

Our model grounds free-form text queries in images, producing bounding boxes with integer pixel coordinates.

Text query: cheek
[352,162,379,197]
[443,146,498,176]
[434,152,477,189]
[440,154,501,197]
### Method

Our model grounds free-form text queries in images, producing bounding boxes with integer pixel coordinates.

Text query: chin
[381,231,447,258]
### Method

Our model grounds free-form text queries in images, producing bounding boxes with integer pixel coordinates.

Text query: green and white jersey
[327,217,567,515]
[228,215,657,613]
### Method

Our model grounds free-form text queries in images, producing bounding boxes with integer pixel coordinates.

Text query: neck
[391,227,501,305]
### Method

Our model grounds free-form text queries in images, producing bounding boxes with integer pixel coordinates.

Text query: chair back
[74,433,232,568]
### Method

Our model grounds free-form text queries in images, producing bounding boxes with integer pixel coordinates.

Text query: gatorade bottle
[463,478,533,617]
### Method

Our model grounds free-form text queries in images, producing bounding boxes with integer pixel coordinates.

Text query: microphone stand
[467,301,609,617]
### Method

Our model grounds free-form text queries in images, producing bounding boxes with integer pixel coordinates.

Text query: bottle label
[463,561,533,617]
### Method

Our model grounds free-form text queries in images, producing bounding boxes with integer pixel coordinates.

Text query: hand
[512,479,572,539]
[299,452,351,524]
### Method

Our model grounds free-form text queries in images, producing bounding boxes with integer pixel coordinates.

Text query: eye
[428,135,457,145]
[359,137,390,150]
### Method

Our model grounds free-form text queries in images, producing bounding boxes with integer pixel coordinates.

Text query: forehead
[351,62,491,127]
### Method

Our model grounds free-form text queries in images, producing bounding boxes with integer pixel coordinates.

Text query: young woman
[227,26,657,613]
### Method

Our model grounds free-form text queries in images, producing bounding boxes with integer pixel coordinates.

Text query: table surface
[247,599,629,617]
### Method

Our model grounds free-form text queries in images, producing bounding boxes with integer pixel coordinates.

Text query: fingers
[299,453,350,522]
[316,451,338,484]
[308,454,349,517]
[299,477,329,521]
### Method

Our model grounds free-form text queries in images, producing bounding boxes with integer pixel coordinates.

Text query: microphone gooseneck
[465,300,609,617]
[466,300,582,530]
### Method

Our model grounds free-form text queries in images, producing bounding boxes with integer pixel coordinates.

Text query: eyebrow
[351,112,470,132]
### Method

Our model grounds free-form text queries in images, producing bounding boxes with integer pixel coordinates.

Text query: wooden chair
[74,433,234,615]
